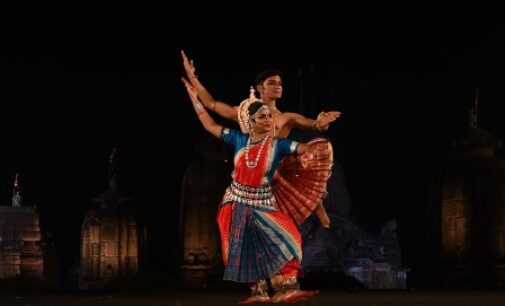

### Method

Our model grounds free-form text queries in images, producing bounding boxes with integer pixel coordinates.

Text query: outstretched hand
[181,76,193,90]
[317,111,341,130]
[181,77,199,104]
[181,50,196,77]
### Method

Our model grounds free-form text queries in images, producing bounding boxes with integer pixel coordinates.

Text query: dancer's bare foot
[315,202,330,229]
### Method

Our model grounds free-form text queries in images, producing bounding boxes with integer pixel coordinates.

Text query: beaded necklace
[245,134,269,168]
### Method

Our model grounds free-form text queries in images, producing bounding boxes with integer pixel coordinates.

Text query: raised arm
[181,50,239,122]
[184,81,222,138]
[284,110,341,132]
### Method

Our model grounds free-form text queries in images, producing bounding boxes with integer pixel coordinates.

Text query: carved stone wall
[438,156,505,287]
[423,127,505,288]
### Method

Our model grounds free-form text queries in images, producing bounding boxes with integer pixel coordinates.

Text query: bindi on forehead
[256,109,272,118]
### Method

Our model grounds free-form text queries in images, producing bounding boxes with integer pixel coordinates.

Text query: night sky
[1,3,505,281]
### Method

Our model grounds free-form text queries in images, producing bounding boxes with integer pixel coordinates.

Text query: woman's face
[251,108,273,133]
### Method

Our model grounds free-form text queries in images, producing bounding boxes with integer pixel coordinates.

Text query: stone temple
[79,149,146,290]
[421,95,505,288]
[0,174,44,280]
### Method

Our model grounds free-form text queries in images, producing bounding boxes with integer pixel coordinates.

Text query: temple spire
[12,173,22,207]
[468,88,478,128]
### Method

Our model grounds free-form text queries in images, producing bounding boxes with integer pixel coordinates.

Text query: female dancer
[184,83,322,303]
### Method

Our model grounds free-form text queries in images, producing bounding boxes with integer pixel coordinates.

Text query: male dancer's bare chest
[269,113,291,138]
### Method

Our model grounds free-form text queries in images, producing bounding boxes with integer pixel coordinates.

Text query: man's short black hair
[254,68,284,86]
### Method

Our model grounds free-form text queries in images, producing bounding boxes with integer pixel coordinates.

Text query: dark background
[1,2,504,285]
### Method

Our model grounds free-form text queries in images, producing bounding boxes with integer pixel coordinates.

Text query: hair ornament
[238,86,260,133]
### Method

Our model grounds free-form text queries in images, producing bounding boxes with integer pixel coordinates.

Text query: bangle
[311,119,320,131]
[197,111,206,116]
[193,102,204,113]
[210,101,216,112]
[189,75,198,79]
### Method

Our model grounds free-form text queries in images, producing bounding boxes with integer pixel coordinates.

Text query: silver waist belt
[225,181,276,208]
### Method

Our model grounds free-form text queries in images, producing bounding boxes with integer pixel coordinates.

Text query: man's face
[257,75,282,100]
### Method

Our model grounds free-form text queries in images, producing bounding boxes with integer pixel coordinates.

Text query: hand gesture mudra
[317,111,342,129]
[181,50,196,77]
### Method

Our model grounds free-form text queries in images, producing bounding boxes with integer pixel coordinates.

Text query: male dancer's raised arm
[182,50,341,137]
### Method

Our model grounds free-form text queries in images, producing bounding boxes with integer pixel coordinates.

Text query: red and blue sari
[217,128,302,283]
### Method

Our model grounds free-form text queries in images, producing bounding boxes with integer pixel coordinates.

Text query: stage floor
[1,290,505,306]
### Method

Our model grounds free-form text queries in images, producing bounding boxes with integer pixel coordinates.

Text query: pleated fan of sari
[271,138,333,225]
